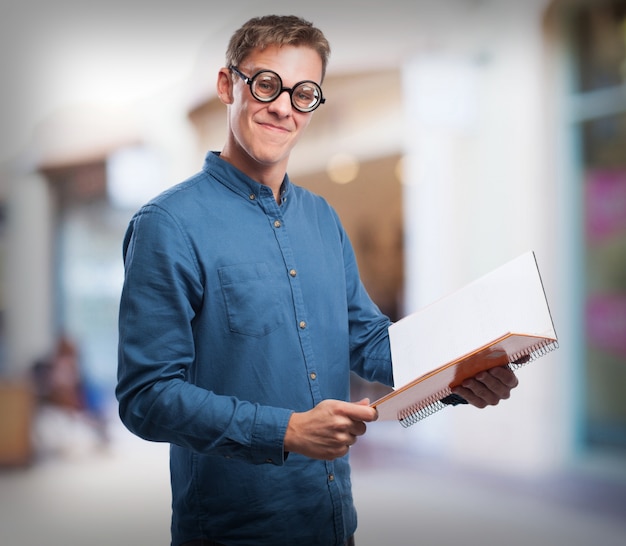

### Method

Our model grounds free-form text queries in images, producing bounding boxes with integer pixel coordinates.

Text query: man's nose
[267,89,293,115]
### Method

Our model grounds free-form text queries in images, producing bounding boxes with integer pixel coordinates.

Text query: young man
[116,15,518,546]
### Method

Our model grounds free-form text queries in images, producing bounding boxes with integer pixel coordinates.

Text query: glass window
[572,0,626,92]
[571,0,626,450]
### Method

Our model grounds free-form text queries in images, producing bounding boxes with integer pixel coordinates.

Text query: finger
[452,384,491,408]
[478,367,519,400]
[457,377,502,407]
[340,400,378,423]
[473,373,512,400]
[488,366,519,388]
[347,420,367,438]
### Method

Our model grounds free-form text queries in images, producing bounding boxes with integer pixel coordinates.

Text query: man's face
[223,44,324,175]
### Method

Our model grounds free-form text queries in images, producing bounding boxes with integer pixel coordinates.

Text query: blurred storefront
[0,0,624,475]
[556,0,626,453]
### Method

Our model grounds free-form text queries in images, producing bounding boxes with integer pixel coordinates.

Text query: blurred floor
[1,414,625,546]
[351,435,626,546]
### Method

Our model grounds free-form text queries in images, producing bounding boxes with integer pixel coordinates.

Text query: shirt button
[328,474,335,481]
[299,321,307,329]
[310,372,317,380]
[289,269,297,277]
[274,220,281,228]
[265,458,273,464]
[249,193,255,200]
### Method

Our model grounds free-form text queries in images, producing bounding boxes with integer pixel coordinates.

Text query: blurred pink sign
[585,170,626,243]
[586,295,626,358]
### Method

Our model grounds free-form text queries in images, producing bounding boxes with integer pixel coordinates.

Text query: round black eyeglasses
[230,66,325,113]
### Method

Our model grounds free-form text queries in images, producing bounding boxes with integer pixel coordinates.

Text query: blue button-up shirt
[116,152,393,546]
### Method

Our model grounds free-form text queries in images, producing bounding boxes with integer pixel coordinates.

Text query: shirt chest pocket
[218,262,285,337]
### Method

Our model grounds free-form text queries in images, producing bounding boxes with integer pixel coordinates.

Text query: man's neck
[220,149,287,204]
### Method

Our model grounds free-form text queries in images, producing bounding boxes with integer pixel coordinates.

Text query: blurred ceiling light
[327,152,359,184]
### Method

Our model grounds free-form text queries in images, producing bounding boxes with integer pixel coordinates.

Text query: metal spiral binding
[509,339,559,370]
[398,389,451,428]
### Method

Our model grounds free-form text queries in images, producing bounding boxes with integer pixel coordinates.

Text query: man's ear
[217,68,234,105]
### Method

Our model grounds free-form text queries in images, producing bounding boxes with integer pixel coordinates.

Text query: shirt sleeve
[116,204,292,465]
[335,210,394,387]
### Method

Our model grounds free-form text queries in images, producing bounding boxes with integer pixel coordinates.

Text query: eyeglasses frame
[229,65,326,113]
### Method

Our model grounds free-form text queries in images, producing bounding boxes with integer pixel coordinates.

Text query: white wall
[401,0,571,473]
[5,170,55,373]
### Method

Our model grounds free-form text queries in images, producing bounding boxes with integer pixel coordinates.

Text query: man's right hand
[283,398,378,460]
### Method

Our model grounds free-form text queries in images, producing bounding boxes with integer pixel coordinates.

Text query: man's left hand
[451,365,519,408]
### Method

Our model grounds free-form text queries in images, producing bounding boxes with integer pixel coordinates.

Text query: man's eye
[256,78,278,94]
[297,91,315,102]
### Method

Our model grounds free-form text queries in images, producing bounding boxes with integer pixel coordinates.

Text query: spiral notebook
[371,251,558,427]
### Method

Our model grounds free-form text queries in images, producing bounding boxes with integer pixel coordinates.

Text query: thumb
[349,398,378,422]
[355,397,378,421]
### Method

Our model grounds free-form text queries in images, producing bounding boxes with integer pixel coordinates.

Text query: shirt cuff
[250,405,294,466]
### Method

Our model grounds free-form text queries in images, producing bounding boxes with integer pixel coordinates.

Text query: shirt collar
[203,151,292,204]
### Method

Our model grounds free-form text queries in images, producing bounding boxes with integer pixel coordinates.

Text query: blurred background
[0,0,625,544]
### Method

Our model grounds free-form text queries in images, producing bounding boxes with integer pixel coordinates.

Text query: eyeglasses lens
[251,73,281,100]
[292,84,320,112]
[250,71,322,112]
